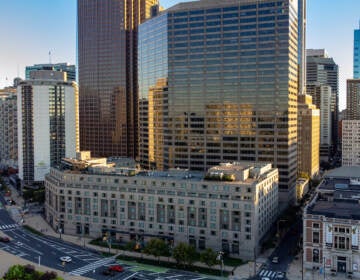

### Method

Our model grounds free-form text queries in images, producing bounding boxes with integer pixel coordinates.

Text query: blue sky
[0,0,359,109]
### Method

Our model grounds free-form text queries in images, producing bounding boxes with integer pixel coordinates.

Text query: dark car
[102,269,115,276]
[0,236,10,242]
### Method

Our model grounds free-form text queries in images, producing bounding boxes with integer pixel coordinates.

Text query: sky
[0,1,359,110]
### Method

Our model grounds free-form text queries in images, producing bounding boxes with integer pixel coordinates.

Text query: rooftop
[307,199,360,220]
[306,166,360,220]
[58,155,276,184]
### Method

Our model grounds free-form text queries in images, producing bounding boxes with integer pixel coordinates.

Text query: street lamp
[216,251,224,277]
[58,227,62,240]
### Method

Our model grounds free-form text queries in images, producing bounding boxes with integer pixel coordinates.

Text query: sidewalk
[2,184,302,280]
[0,250,89,280]
[228,247,275,280]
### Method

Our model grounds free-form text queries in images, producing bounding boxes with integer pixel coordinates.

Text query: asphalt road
[253,218,302,280]
[0,205,220,280]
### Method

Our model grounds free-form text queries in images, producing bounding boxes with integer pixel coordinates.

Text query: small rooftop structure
[206,162,273,182]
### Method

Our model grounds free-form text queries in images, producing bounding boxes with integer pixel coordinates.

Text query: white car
[60,256,72,263]
[272,256,279,264]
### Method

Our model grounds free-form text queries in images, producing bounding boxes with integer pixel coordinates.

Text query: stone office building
[45,153,278,259]
[303,166,360,279]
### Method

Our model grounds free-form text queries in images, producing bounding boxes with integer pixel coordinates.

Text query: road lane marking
[122,272,138,280]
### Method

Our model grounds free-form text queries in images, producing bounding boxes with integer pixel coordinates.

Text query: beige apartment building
[303,166,360,279]
[45,153,278,259]
[297,94,320,178]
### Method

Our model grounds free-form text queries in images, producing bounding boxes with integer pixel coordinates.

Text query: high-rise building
[17,70,79,187]
[77,0,158,158]
[346,79,360,120]
[354,23,360,78]
[306,49,339,155]
[25,63,76,82]
[0,87,17,166]
[298,0,306,95]
[342,120,360,166]
[306,83,332,161]
[297,94,320,178]
[139,0,299,204]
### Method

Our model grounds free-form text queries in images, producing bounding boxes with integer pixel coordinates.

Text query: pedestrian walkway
[0,223,19,230]
[258,269,280,279]
[70,256,116,276]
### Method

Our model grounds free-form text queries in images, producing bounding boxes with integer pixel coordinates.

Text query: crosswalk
[258,269,279,279]
[0,223,18,230]
[69,257,116,276]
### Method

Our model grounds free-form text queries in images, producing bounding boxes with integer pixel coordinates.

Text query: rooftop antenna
[49,50,52,64]
[17,64,19,78]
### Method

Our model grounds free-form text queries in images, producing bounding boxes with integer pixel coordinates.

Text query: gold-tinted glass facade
[78,0,157,158]
[139,0,299,198]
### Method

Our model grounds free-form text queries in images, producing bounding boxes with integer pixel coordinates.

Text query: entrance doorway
[337,256,346,273]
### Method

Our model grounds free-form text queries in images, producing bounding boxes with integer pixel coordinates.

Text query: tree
[172,242,198,268]
[172,242,188,267]
[4,265,25,280]
[143,238,170,263]
[125,240,136,251]
[200,248,217,269]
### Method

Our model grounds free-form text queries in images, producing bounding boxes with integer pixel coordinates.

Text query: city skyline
[0,0,359,109]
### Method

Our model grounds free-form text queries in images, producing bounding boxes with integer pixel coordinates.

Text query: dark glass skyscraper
[139,0,300,204]
[77,0,158,158]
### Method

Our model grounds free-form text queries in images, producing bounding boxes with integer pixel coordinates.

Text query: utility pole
[301,249,304,280]
[253,246,257,276]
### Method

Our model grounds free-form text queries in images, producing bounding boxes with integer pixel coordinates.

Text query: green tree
[125,240,136,251]
[3,265,25,280]
[143,238,170,263]
[200,248,217,269]
[172,242,197,268]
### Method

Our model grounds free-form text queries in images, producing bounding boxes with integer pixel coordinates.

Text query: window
[334,236,350,250]
[313,232,320,244]
[312,249,319,263]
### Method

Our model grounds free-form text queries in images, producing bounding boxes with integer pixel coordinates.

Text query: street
[0,206,221,280]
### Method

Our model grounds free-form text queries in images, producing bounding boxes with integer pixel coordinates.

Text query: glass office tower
[354,23,360,79]
[78,0,158,158]
[139,0,299,203]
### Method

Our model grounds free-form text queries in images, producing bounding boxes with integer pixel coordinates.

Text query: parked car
[59,256,72,263]
[0,236,10,242]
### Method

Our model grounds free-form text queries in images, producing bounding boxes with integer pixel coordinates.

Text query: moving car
[108,265,124,272]
[102,269,115,276]
[60,256,72,263]
[272,256,279,264]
